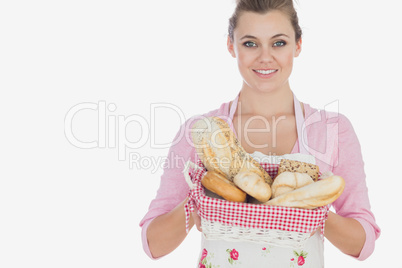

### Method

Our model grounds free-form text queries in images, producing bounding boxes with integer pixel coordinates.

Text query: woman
[139,0,380,266]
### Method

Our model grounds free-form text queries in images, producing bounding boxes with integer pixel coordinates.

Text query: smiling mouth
[253,69,278,75]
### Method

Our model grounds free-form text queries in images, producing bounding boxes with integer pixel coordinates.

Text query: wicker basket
[183,160,329,249]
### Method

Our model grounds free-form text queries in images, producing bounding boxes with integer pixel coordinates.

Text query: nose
[258,46,274,63]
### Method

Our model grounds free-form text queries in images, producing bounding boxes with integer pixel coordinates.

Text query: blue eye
[273,41,286,47]
[243,41,257,47]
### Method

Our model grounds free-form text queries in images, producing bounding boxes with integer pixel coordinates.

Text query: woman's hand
[192,208,202,232]
[310,228,319,237]
[324,211,365,257]
[147,197,195,258]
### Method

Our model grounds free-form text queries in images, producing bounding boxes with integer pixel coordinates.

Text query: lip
[253,69,278,79]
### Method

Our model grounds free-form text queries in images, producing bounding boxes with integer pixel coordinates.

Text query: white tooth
[256,69,276,74]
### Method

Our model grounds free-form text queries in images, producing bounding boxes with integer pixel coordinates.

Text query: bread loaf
[277,159,320,181]
[233,170,272,202]
[191,116,272,185]
[201,171,247,202]
[265,175,345,209]
[271,171,314,198]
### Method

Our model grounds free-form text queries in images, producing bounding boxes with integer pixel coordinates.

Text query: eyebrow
[240,33,290,40]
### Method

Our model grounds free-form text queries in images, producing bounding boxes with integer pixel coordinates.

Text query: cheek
[237,49,256,69]
[277,50,295,68]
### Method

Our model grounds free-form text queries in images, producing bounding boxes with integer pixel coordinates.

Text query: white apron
[196,92,324,268]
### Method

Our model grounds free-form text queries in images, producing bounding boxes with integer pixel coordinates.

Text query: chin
[248,83,280,94]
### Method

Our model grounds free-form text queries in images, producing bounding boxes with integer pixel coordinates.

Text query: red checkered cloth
[184,160,329,239]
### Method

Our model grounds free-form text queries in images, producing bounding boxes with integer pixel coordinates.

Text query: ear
[294,38,302,57]
[227,35,236,58]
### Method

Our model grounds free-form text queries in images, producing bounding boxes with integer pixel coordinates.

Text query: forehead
[234,10,294,39]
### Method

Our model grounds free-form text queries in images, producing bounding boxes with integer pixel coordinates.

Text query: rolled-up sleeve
[139,118,197,259]
[331,114,381,260]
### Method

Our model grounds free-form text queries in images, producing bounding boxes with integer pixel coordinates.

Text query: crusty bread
[201,171,247,202]
[191,116,272,185]
[233,171,272,202]
[277,159,320,181]
[265,175,345,209]
[271,171,314,198]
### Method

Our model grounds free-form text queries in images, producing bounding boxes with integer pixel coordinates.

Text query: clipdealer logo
[64,99,341,171]
[64,101,188,172]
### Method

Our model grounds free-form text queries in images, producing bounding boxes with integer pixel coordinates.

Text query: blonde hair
[228,0,302,42]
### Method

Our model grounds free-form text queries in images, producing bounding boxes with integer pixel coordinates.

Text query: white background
[0,0,401,267]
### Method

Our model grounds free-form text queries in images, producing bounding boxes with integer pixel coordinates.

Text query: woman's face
[228,10,302,94]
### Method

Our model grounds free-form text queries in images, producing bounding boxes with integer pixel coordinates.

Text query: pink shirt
[139,100,381,261]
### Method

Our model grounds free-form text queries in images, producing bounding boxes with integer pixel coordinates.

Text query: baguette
[265,175,345,209]
[201,171,247,203]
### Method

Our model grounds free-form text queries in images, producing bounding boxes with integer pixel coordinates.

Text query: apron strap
[228,91,309,154]
[293,93,309,155]
[229,93,239,121]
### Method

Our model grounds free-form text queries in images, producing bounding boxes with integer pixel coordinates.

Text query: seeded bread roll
[277,159,320,181]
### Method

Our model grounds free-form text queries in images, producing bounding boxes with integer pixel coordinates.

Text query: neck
[236,83,295,118]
